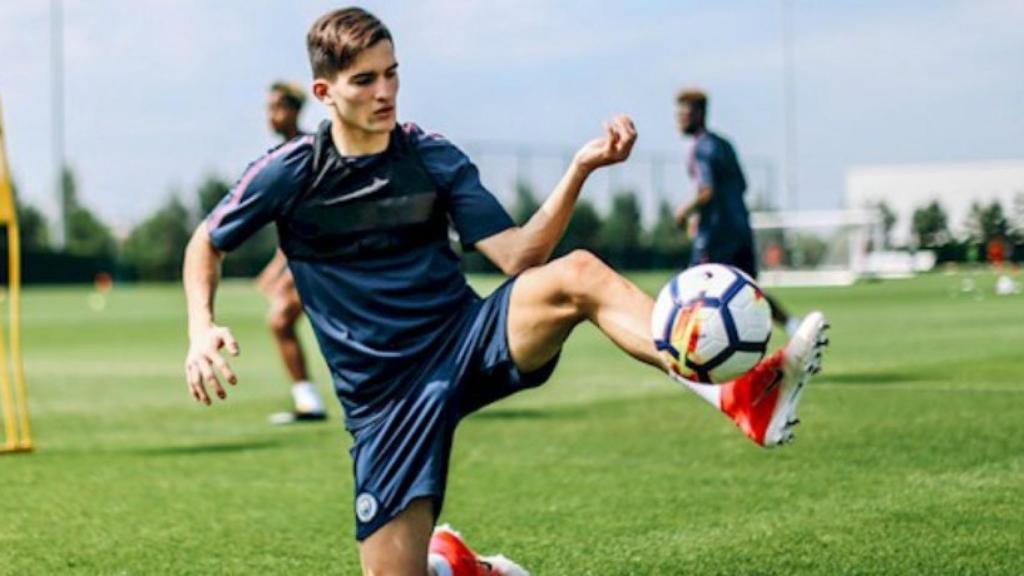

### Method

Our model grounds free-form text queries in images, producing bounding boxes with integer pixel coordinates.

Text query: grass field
[1,271,1022,575]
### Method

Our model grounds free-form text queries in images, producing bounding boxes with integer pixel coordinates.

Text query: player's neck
[279,126,300,141]
[330,120,390,157]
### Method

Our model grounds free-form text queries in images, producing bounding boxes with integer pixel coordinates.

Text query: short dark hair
[269,81,306,110]
[307,7,392,79]
[676,88,708,113]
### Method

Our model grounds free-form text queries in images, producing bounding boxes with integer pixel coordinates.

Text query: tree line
[4,167,1023,284]
[4,170,696,283]
[875,195,1024,262]
[3,168,277,283]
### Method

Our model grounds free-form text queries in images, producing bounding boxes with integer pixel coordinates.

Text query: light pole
[51,0,66,248]
[781,0,798,211]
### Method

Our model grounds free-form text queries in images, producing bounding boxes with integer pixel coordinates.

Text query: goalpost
[0,96,33,454]
[749,209,882,287]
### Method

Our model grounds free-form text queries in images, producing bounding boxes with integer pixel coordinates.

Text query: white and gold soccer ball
[651,264,772,384]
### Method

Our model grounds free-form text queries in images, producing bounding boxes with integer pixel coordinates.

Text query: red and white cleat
[429,524,530,576]
[720,311,829,447]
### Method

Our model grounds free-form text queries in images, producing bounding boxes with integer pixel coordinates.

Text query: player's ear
[311,79,332,103]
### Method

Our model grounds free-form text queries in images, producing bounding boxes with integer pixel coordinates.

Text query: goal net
[749,209,883,287]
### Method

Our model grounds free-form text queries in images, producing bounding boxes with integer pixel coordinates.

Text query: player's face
[267,91,299,138]
[676,103,702,136]
[317,40,399,136]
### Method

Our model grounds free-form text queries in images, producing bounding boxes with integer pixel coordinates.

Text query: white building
[846,160,1024,246]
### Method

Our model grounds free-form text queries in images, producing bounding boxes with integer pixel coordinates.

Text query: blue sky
[1,0,1022,233]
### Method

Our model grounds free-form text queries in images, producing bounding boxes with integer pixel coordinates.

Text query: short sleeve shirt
[206,123,515,420]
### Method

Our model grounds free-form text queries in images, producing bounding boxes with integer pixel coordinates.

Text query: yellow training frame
[0,96,32,454]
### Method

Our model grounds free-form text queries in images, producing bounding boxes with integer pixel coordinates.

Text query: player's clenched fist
[572,114,638,173]
[184,325,240,405]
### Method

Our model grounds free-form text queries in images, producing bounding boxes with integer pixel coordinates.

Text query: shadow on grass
[468,407,582,421]
[129,438,283,457]
[819,370,932,385]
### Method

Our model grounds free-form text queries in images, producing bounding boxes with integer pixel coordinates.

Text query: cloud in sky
[1,0,1021,232]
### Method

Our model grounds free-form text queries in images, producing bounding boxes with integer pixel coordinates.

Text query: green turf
[1,271,1022,574]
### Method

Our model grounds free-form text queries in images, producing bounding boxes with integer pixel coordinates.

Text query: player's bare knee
[267,309,294,337]
[268,297,302,336]
[557,249,611,311]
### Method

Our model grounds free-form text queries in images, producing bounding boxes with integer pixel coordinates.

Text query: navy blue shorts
[347,277,559,540]
[690,238,759,279]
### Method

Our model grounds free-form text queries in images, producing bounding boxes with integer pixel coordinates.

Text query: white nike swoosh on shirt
[320,177,390,205]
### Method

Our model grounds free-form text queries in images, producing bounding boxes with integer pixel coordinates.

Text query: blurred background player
[674,89,800,335]
[256,81,327,424]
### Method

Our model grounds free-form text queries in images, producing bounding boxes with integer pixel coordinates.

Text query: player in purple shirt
[183,8,827,575]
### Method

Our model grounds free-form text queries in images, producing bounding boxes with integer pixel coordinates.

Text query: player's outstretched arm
[477,115,637,274]
[183,222,240,405]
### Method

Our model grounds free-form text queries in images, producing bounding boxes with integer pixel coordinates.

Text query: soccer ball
[651,264,772,384]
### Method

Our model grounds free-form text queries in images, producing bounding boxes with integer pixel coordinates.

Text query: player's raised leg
[507,251,829,447]
[507,249,663,373]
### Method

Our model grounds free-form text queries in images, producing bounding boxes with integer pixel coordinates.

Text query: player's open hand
[573,115,637,173]
[184,324,240,405]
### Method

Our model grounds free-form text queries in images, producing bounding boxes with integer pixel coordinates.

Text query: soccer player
[674,89,800,335]
[266,81,306,141]
[255,81,328,424]
[183,8,828,575]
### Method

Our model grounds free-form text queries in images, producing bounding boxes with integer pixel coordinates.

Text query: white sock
[785,316,801,337]
[291,381,325,413]
[428,553,453,576]
[680,379,722,409]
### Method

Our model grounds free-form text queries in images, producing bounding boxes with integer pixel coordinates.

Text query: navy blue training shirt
[206,123,515,424]
[688,131,752,252]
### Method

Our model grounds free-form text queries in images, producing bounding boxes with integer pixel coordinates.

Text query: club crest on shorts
[356,493,378,523]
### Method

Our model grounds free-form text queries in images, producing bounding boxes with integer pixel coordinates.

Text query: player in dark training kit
[674,89,799,335]
[183,8,828,575]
